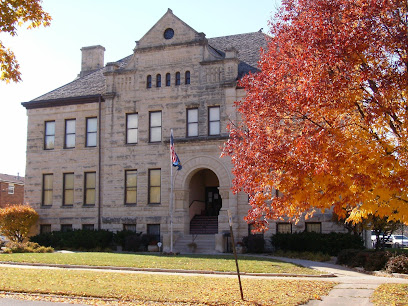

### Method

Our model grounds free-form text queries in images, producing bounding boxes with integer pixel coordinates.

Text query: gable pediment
[135,9,206,50]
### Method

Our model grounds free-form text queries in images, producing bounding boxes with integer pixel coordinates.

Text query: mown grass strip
[0,266,335,305]
[0,252,324,275]
[371,283,408,306]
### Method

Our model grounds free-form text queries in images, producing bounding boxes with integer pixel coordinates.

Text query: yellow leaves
[0,205,39,242]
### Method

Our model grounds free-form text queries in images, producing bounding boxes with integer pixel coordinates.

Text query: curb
[0,261,336,278]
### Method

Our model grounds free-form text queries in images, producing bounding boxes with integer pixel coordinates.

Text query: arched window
[146,75,152,88]
[175,72,181,85]
[166,73,171,86]
[185,71,190,85]
[156,74,161,87]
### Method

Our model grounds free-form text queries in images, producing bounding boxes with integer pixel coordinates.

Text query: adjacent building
[22,9,346,252]
[0,173,24,207]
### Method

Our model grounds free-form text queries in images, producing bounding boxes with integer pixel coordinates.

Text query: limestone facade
[22,9,346,252]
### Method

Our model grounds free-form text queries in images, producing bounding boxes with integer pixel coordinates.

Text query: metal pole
[170,129,174,253]
[228,210,244,301]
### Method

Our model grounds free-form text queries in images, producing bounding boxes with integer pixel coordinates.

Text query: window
[277,223,292,233]
[42,174,53,206]
[148,169,161,204]
[156,74,161,87]
[40,224,51,234]
[125,170,137,205]
[123,224,137,232]
[61,224,73,232]
[126,113,138,144]
[44,121,55,150]
[185,71,190,84]
[84,172,96,205]
[147,224,160,242]
[149,111,162,142]
[86,117,97,147]
[63,173,74,206]
[175,72,181,85]
[7,184,14,194]
[64,119,76,148]
[306,222,322,233]
[187,108,198,137]
[82,224,94,231]
[208,106,220,135]
[146,75,152,88]
[166,73,171,86]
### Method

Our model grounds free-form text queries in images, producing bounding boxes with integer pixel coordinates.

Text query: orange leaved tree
[223,0,408,230]
[0,205,39,242]
[0,0,51,82]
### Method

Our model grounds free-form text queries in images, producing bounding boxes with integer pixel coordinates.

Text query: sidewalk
[269,256,408,305]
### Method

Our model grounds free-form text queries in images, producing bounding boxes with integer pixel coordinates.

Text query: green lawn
[372,283,408,306]
[0,252,325,275]
[0,266,336,305]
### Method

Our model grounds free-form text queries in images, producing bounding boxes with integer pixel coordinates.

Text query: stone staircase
[173,234,217,254]
[189,215,218,234]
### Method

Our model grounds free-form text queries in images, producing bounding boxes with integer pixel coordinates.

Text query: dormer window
[164,28,174,40]
[156,74,161,87]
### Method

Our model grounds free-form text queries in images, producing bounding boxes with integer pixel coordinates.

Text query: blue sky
[0,0,280,176]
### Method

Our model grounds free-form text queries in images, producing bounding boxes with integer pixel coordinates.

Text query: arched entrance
[188,169,221,234]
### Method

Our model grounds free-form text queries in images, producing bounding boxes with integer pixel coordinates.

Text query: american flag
[170,130,182,170]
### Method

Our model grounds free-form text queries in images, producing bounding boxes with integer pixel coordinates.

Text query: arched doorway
[188,169,222,234]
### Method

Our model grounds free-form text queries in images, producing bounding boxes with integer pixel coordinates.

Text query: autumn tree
[0,205,39,242]
[223,0,408,230]
[0,0,51,82]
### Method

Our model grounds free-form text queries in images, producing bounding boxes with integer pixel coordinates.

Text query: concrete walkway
[0,257,407,305]
[269,256,408,305]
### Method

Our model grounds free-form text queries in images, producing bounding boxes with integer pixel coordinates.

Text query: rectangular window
[126,113,138,144]
[42,174,53,206]
[7,184,14,194]
[147,224,160,242]
[277,223,292,234]
[61,224,73,232]
[306,222,322,233]
[44,121,55,150]
[64,119,76,148]
[63,173,74,206]
[40,224,51,234]
[86,117,97,147]
[208,106,220,136]
[84,172,96,205]
[125,170,137,205]
[148,169,161,204]
[149,111,162,142]
[187,108,198,137]
[82,224,94,231]
[123,224,137,232]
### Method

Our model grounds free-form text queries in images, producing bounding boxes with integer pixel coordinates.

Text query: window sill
[61,205,74,208]
[40,205,52,208]
[83,204,96,208]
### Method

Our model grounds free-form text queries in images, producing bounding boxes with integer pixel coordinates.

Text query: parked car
[391,235,408,248]
[371,231,393,248]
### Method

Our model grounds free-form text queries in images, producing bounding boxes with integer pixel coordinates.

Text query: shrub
[0,205,39,243]
[386,254,408,274]
[3,241,54,253]
[30,229,114,250]
[337,249,394,271]
[271,232,364,256]
[273,250,331,262]
[243,235,265,253]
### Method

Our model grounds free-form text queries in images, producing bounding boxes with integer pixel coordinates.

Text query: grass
[372,283,408,306]
[0,266,336,305]
[0,252,325,275]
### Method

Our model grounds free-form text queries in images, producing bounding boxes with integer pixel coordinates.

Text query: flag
[170,130,182,170]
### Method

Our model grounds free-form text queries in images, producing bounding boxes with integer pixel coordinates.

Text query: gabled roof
[0,173,25,185]
[22,31,268,108]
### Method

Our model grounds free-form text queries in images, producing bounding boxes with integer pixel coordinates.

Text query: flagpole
[170,129,174,253]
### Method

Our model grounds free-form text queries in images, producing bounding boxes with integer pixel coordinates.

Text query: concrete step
[174,234,216,254]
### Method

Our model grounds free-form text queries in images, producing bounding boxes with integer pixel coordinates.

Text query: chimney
[79,45,105,77]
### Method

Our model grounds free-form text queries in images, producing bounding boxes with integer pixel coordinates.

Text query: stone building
[0,173,24,208]
[22,9,346,252]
